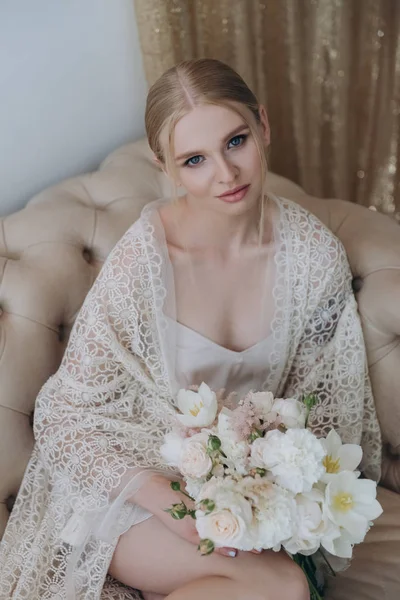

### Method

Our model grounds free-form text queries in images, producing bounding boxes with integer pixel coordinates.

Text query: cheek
[240,144,262,176]
[179,165,215,196]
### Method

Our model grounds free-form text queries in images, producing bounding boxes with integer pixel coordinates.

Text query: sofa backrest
[1,138,399,536]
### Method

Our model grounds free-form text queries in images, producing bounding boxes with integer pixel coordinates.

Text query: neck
[178,195,264,254]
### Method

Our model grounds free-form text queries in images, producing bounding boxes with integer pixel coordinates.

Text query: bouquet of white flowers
[160,384,383,599]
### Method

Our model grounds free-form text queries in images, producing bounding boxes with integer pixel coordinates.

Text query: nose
[215,156,237,184]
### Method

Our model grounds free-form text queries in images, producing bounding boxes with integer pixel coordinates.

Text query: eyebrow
[174,124,250,162]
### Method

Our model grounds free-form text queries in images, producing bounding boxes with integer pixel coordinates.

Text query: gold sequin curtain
[134,0,400,218]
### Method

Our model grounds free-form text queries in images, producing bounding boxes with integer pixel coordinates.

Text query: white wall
[0,0,147,215]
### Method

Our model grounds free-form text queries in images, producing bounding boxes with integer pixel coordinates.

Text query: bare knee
[244,554,309,600]
[279,562,309,600]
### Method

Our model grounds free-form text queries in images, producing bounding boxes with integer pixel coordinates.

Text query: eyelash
[183,134,248,168]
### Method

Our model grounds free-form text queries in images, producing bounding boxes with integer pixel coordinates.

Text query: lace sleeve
[283,230,382,481]
[33,222,169,515]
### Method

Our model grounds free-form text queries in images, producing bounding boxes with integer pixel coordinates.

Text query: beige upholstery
[0,138,399,597]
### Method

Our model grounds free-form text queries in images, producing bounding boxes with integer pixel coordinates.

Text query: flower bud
[198,498,216,514]
[249,429,263,442]
[165,502,187,520]
[170,481,181,492]
[207,435,222,452]
[303,394,318,410]
[254,468,267,477]
[198,538,215,555]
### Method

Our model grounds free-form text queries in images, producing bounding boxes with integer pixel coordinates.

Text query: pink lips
[217,184,250,203]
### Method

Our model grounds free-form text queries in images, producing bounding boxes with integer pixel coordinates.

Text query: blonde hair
[145,58,269,241]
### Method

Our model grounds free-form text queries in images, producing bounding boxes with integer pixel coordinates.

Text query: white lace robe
[0,196,381,599]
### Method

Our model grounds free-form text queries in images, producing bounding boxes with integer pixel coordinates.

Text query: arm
[33,222,167,516]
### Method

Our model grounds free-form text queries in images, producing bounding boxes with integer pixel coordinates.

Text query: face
[160,103,270,215]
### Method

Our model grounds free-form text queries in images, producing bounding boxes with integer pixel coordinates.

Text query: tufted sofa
[1,138,400,599]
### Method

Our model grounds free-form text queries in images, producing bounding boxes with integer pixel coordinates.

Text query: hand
[134,474,238,558]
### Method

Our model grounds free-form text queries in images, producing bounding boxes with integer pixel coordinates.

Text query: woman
[0,59,381,600]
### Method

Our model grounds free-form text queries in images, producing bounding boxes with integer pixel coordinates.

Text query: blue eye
[184,155,204,167]
[227,134,247,149]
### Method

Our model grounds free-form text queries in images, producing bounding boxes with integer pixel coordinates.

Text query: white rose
[272,398,307,429]
[180,433,213,479]
[196,477,255,550]
[248,391,275,420]
[196,509,253,550]
[252,429,326,494]
[177,383,218,428]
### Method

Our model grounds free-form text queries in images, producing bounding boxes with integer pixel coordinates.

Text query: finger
[215,547,237,558]
[251,549,262,554]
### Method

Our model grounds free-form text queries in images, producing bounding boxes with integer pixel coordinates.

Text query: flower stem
[317,548,336,578]
[293,554,324,599]
[170,481,194,501]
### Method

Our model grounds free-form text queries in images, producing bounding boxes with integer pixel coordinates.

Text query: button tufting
[58,324,66,343]
[352,277,363,293]
[82,247,93,264]
[5,495,16,513]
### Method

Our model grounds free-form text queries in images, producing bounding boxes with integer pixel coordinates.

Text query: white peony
[251,429,326,494]
[217,408,250,475]
[250,437,269,470]
[196,477,256,550]
[283,488,339,556]
[176,383,218,428]
[240,477,296,550]
[272,398,307,429]
[325,471,383,545]
[160,431,185,467]
[184,477,206,500]
[320,429,363,483]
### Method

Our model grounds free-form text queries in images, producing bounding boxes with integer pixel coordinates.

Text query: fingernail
[228,550,237,557]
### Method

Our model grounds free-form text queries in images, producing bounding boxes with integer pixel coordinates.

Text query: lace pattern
[0,196,381,599]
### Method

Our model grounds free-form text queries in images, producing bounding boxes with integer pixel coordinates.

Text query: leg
[109,516,308,600]
[166,576,261,600]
